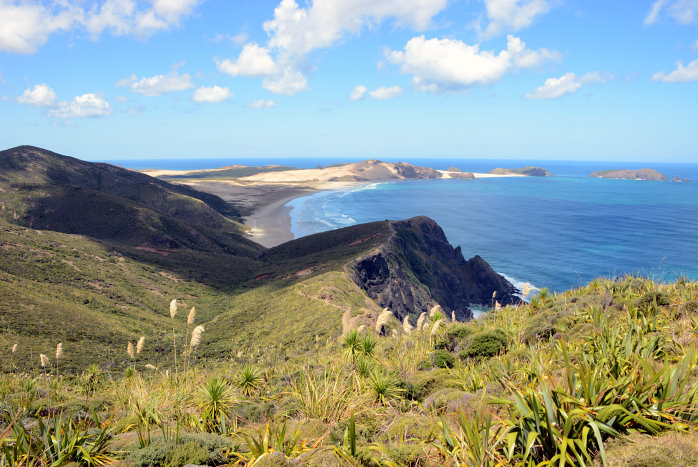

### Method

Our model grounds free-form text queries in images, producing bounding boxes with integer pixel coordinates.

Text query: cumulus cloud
[216,43,278,77]
[651,58,698,82]
[369,85,402,99]
[0,1,82,54]
[118,69,194,96]
[48,93,112,118]
[644,0,698,25]
[247,99,277,108]
[219,0,448,96]
[387,34,560,92]
[350,85,367,100]
[0,0,201,54]
[262,67,308,95]
[193,85,232,103]
[263,0,447,60]
[17,83,57,107]
[481,0,553,37]
[525,72,610,99]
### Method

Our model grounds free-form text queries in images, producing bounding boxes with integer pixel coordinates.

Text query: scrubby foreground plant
[2,275,698,466]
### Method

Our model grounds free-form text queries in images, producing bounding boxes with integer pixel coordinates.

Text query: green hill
[0,146,517,373]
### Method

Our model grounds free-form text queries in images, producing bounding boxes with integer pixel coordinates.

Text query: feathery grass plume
[356,325,366,334]
[40,354,49,368]
[375,308,392,334]
[169,299,178,318]
[12,343,18,353]
[187,306,196,324]
[492,290,497,299]
[495,301,502,311]
[341,310,353,335]
[429,305,443,318]
[127,342,135,359]
[431,319,443,336]
[416,312,427,330]
[522,282,534,299]
[403,316,414,334]
[190,325,205,348]
[391,329,398,338]
[55,343,63,360]
[136,336,145,354]
[145,364,157,371]
[451,311,457,322]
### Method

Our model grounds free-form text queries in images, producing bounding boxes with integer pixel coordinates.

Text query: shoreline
[243,191,315,248]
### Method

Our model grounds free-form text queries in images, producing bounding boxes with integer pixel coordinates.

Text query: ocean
[109,157,698,293]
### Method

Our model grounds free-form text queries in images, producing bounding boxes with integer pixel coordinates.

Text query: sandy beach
[144,162,535,248]
[243,192,309,248]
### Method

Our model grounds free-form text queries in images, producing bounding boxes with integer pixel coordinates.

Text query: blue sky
[0,0,697,161]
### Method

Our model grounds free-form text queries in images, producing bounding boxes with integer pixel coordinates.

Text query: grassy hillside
[1,275,696,466]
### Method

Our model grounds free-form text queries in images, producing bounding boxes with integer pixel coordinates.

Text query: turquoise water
[112,157,698,293]
[287,163,698,292]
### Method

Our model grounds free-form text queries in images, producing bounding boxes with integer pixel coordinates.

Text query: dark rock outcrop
[350,216,519,321]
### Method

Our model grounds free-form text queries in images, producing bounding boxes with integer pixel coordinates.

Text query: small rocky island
[490,166,552,177]
[589,169,668,181]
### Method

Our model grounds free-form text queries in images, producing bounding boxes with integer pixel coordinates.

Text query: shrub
[403,369,449,401]
[461,329,507,359]
[126,433,231,467]
[522,312,558,344]
[635,291,671,313]
[432,350,455,369]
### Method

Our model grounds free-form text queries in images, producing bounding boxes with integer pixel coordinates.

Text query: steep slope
[0,146,261,256]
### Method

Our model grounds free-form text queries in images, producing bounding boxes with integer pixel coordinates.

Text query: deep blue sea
[110,157,698,293]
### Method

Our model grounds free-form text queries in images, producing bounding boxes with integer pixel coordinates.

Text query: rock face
[490,167,552,177]
[350,216,519,321]
[589,169,668,181]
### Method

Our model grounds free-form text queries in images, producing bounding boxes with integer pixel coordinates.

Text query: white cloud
[119,70,194,96]
[262,67,308,95]
[218,0,448,96]
[247,99,277,108]
[0,0,201,54]
[651,58,698,82]
[369,85,402,99]
[17,83,57,107]
[48,93,112,118]
[85,0,201,37]
[350,85,367,100]
[216,43,278,77]
[193,85,232,103]
[387,35,560,92]
[644,0,698,25]
[0,1,82,54]
[263,0,447,60]
[525,72,610,99]
[213,32,248,44]
[481,0,553,37]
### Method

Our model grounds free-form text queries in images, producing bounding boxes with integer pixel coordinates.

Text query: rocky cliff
[350,216,519,321]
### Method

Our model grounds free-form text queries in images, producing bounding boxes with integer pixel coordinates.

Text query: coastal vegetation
[1,146,697,465]
[1,275,697,465]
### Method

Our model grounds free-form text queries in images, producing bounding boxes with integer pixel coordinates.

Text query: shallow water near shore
[287,160,698,292]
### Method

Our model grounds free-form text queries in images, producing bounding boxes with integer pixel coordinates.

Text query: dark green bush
[168,441,209,467]
[461,329,507,359]
[432,349,455,369]
[126,433,231,466]
[635,291,671,313]
[522,312,558,344]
